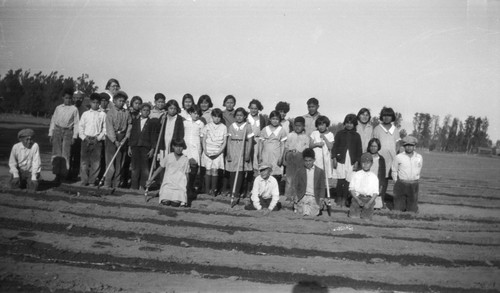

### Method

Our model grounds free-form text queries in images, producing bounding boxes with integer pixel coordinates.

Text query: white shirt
[9,142,41,180]
[349,170,379,196]
[305,166,315,196]
[79,109,106,140]
[140,117,148,131]
[251,175,280,210]
[392,152,423,182]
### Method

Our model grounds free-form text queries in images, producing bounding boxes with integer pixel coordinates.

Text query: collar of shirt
[247,115,258,125]
[232,122,247,130]
[266,125,282,137]
[306,166,315,172]
[304,112,320,119]
[379,123,396,134]
[113,104,126,112]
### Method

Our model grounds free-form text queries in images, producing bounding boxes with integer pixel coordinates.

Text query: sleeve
[268,178,280,210]
[369,174,379,195]
[48,106,58,137]
[391,155,399,182]
[251,177,262,210]
[378,156,386,182]
[349,172,359,192]
[246,124,254,138]
[72,108,80,139]
[125,112,132,140]
[79,112,86,140]
[200,125,207,137]
[332,133,339,159]
[8,144,19,178]
[106,111,116,143]
[159,153,169,168]
[31,143,41,180]
[280,128,287,142]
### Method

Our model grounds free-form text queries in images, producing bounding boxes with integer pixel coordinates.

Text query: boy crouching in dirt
[244,163,281,213]
[8,129,41,192]
[293,148,326,216]
[348,152,379,219]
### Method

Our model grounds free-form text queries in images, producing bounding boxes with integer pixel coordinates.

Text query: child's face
[212,116,222,124]
[359,111,370,124]
[90,100,100,111]
[259,168,271,180]
[101,100,109,109]
[317,123,327,133]
[200,100,210,111]
[344,122,354,130]
[294,122,304,134]
[73,97,83,107]
[382,115,393,125]
[369,142,379,154]
[173,145,184,155]
[307,103,319,115]
[114,97,126,109]
[235,111,245,123]
[404,144,415,154]
[270,116,280,127]
[155,99,166,110]
[183,98,193,110]
[190,111,199,121]
[167,105,177,116]
[224,99,235,111]
[304,157,315,169]
[20,136,34,149]
[63,94,72,106]
[361,161,373,172]
[278,110,287,120]
[132,100,142,111]
[248,104,259,116]
[140,107,150,119]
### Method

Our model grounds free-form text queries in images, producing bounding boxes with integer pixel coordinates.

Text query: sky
[0,0,499,141]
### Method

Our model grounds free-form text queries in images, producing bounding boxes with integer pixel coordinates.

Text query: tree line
[0,69,97,117]
[411,112,493,153]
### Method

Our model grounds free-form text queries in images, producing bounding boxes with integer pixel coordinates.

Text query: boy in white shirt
[349,152,379,219]
[245,163,281,213]
[9,128,41,192]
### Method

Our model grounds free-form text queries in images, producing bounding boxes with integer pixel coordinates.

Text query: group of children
[8,79,423,218]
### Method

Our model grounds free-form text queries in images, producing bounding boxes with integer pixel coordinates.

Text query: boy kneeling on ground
[348,152,379,219]
[9,128,41,192]
[245,163,281,213]
[293,148,326,216]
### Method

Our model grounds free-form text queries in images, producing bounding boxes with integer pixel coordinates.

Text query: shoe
[160,200,172,206]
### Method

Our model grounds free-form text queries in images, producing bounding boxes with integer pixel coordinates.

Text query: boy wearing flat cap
[245,163,281,212]
[348,152,379,219]
[391,136,423,212]
[9,129,41,192]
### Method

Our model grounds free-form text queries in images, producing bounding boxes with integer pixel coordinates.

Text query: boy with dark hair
[303,97,320,136]
[103,90,132,188]
[49,88,79,184]
[150,93,166,120]
[392,136,423,212]
[78,93,106,186]
[128,103,157,190]
[293,148,326,216]
[284,116,311,200]
[348,152,379,219]
[9,129,41,192]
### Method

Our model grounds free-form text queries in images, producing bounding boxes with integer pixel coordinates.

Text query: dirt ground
[0,120,499,292]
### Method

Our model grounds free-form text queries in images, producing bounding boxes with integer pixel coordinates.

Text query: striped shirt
[49,104,80,138]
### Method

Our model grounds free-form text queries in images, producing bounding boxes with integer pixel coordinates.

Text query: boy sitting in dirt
[8,128,41,192]
[348,152,379,219]
[245,163,281,213]
[293,148,326,216]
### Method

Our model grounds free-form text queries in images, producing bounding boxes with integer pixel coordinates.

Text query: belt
[55,125,71,130]
[399,179,419,184]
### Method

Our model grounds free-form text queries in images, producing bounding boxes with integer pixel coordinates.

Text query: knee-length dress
[226,122,254,172]
[372,124,400,178]
[159,153,190,204]
[201,122,227,169]
[183,119,204,165]
[310,130,334,180]
[260,125,287,176]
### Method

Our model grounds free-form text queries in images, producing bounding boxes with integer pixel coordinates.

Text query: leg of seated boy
[349,198,362,218]
[359,195,375,219]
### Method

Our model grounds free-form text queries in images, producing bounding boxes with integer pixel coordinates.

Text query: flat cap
[258,163,272,171]
[18,128,35,139]
[402,136,418,146]
[360,152,373,163]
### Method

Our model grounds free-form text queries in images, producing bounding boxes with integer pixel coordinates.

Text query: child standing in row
[150,93,166,120]
[159,99,184,155]
[201,108,227,196]
[348,152,379,219]
[247,99,267,195]
[310,115,334,187]
[225,107,253,198]
[303,98,320,136]
[198,95,213,125]
[128,103,157,190]
[356,108,373,153]
[275,101,291,135]
[183,105,205,199]
[284,117,311,200]
[147,138,190,207]
[180,93,195,120]
[259,110,287,192]
[78,93,106,186]
[332,114,363,207]
[222,95,236,126]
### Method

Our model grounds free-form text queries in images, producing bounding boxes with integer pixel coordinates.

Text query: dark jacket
[293,166,326,205]
[129,117,158,148]
[376,154,386,184]
[158,114,184,152]
[332,129,363,165]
